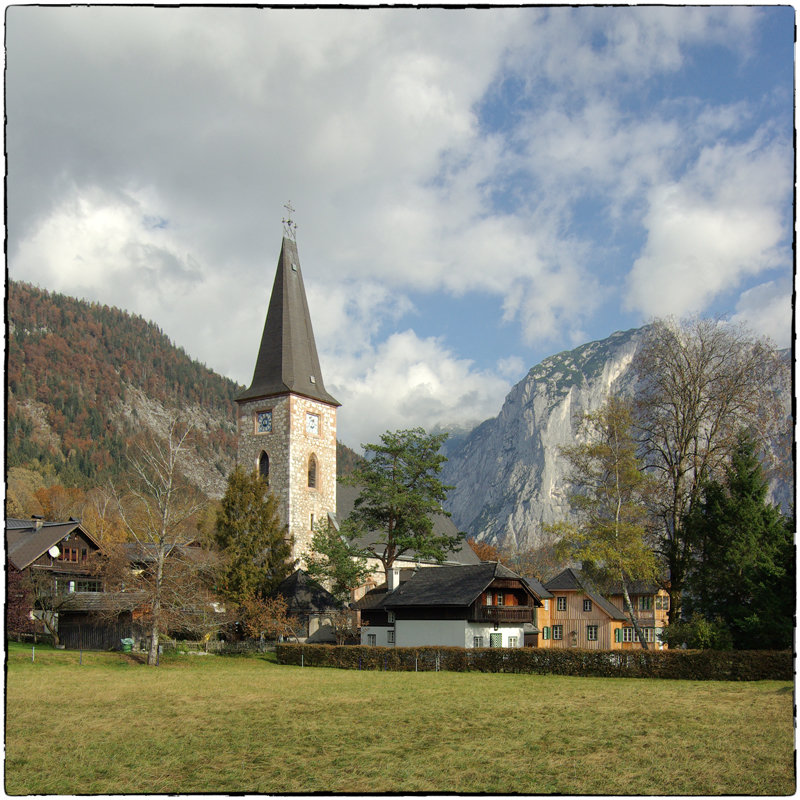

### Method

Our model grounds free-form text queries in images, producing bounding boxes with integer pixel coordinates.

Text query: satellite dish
[48,546,60,558]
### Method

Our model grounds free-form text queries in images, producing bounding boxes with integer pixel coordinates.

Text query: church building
[237,222,478,593]
[236,232,340,566]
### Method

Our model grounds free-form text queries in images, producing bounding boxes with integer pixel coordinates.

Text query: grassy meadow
[5,642,795,795]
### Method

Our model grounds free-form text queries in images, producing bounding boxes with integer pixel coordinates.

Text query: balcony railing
[471,606,535,624]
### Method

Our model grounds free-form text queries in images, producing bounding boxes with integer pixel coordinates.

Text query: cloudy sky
[6,5,794,450]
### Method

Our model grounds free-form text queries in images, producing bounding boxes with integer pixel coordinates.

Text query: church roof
[237,237,340,407]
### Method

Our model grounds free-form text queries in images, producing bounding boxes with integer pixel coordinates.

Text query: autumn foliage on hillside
[7,281,365,523]
[7,281,240,489]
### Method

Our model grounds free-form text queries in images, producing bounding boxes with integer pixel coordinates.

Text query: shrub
[659,614,733,650]
[275,644,791,681]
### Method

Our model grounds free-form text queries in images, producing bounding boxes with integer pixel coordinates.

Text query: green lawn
[5,642,795,795]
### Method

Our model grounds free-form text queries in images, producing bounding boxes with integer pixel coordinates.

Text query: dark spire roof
[237,237,340,406]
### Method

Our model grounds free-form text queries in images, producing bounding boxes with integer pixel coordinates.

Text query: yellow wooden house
[538,568,669,650]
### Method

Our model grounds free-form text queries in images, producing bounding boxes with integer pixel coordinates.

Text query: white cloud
[6,7,792,450]
[729,280,792,348]
[329,330,512,448]
[524,6,759,90]
[625,134,791,318]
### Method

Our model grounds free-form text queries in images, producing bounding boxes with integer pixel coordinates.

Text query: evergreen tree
[685,431,794,650]
[341,428,462,578]
[305,522,370,604]
[214,466,294,604]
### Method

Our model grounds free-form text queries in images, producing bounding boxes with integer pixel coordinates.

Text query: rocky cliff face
[442,326,792,550]
[441,328,645,549]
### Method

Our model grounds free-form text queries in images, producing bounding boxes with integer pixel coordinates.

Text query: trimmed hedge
[276,643,792,681]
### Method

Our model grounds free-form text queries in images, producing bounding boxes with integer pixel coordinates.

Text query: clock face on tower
[306,412,320,435]
[256,410,272,433]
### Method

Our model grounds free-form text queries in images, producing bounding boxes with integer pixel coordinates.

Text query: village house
[357,562,544,648]
[540,567,668,650]
[6,516,146,648]
[276,568,347,643]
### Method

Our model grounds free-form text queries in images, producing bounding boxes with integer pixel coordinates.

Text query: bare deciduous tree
[633,317,785,623]
[114,418,208,665]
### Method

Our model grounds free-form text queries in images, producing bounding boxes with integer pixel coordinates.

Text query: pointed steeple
[238,237,340,407]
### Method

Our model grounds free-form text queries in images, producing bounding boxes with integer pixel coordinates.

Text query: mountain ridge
[441,325,791,549]
[6,280,361,502]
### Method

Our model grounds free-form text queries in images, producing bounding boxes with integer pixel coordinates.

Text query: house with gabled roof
[356,562,544,649]
[7,516,103,594]
[276,568,347,643]
[541,567,668,650]
[6,516,146,647]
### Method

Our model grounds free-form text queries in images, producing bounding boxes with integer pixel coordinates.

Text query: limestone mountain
[6,281,360,502]
[441,327,791,550]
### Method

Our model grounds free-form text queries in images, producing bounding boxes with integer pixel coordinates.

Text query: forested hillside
[6,281,361,518]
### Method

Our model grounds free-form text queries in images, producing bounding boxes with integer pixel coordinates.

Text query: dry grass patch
[5,643,794,795]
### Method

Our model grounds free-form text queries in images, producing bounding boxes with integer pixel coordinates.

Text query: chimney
[31,515,44,531]
[387,567,401,592]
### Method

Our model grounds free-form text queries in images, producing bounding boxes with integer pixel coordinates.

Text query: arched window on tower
[307,454,318,489]
[258,452,270,483]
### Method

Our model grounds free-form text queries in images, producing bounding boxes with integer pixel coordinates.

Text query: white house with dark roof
[356,562,544,649]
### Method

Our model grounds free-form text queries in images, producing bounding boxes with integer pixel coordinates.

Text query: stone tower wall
[236,393,337,566]
[287,395,337,564]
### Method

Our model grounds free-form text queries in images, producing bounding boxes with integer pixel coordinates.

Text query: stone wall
[236,393,337,566]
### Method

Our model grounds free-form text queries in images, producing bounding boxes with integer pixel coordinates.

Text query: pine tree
[685,431,793,650]
[214,466,294,604]
[341,428,462,578]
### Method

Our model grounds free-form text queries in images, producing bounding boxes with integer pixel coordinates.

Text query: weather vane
[282,201,298,241]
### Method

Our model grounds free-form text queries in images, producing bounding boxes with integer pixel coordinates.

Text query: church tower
[236,233,340,565]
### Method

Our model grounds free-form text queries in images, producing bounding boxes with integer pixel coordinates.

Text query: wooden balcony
[471,606,535,624]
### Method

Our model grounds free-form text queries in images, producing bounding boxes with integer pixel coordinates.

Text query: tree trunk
[621,582,649,650]
[147,612,160,665]
[147,553,165,666]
